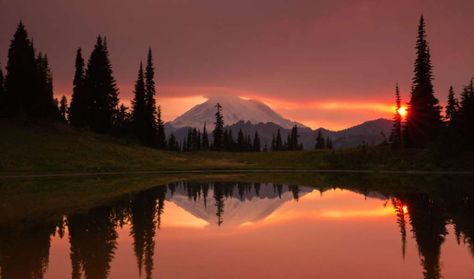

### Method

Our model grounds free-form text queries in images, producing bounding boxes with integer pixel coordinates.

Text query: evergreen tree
[315,130,325,149]
[5,22,37,117]
[32,53,56,118]
[168,133,178,151]
[288,125,299,150]
[156,105,166,149]
[457,80,474,148]
[202,122,209,150]
[225,129,235,151]
[131,63,147,143]
[237,128,245,151]
[59,95,68,122]
[275,129,283,151]
[84,36,119,133]
[445,86,458,123]
[404,16,442,148]
[144,49,158,145]
[390,83,403,147]
[69,48,87,126]
[253,131,261,152]
[115,104,132,135]
[0,65,5,116]
[212,103,224,150]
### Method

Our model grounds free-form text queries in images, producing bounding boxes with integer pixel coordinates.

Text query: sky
[1,0,474,130]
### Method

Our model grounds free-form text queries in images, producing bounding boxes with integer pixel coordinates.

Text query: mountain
[166,95,392,149]
[169,95,306,130]
[166,183,313,227]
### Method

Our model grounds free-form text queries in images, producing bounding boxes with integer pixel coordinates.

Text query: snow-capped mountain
[169,95,306,130]
[166,183,313,227]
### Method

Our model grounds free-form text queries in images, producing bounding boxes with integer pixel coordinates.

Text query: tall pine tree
[131,63,147,143]
[457,80,474,148]
[237,128,245,151]
[5,22,37,117]
[34,53,56,118]
[315,130,325,149]
[445,86,458,123]
[212,103,224,150]
[390,83,403,147]
[156,105,166,149]
[0,64,5,116]
[69,48,87,126]
[84,36,119,133]
[275,129,283,151]
[404,16,442,148]
[288,125,299,150]
[253,131,261,152]
[145,49,158,146]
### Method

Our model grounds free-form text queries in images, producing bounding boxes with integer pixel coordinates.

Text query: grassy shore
[1,120,473,173]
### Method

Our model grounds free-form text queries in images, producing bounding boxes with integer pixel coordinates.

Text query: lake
[0,175,473,278]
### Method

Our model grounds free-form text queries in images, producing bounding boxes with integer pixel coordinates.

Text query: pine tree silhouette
[237,128,245,151]
[156,105,166,148]
[168,133,179,151]
[288,125,299,150]
[33,53,56,119]
[0,64,5,116]
[69,48,87,126]
[145,49,158,146]
[5,22,38,117]
[275,129,283,151]
[390,83,403,147]
[84,36,119,133]
[457,80,474,148]
[404,16,442,148]
[212,103,224,150]
[131,62,148,143]
[315,130,325,149]
[445,86,458,123]
[253,131,261,152]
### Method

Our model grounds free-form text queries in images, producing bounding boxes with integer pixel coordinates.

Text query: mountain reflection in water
[0,181,473,279]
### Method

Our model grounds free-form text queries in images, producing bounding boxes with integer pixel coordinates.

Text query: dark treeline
[0,22,168,149]
[0,181,473,279]
[389,16,474,151]
[180,103,303,152]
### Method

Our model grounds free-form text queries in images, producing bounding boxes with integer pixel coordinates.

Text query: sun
[398,106,408,119]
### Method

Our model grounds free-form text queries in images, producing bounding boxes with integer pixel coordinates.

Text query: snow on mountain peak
[170,95,305,129]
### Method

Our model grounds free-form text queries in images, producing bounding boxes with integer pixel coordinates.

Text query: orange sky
[2,0,474,130]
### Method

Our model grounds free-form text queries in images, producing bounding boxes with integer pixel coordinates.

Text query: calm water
[0,180,473,279]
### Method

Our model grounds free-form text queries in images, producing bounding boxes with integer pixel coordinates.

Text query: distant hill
[166,118,392,149]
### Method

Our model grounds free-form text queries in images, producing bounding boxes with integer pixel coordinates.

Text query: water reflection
[0,180,473,279]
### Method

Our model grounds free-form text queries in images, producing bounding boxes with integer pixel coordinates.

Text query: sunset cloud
[3,0,473,129]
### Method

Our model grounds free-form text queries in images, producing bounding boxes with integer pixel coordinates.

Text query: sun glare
[398,106,408,119]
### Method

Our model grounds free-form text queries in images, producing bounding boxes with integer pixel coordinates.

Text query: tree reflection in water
[0,179,472,279]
